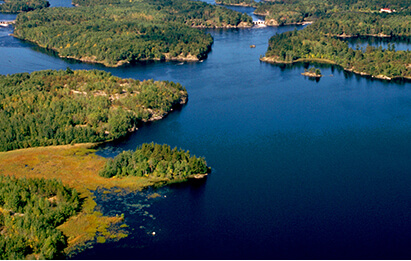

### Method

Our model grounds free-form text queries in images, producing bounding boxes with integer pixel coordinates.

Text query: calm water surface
[1,3,411,259]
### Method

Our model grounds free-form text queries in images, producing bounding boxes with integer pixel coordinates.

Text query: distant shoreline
[260,56,411,81]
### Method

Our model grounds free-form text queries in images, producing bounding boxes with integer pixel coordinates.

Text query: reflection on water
[343,35,411,51]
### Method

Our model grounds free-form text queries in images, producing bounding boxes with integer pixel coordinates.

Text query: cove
[1,2,411,259]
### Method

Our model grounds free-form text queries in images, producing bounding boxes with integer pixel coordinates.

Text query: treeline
[0,0,49,13]
[13,0,252,66]
[0,69,187,151]
[254,0,411,25]
[147,0,252,27]
[0,175,80,259]
[215,0,258,8]
[255,0,331,25]
[309,12,411,36]
[100,143,210,180]
[264,24,411,79]
[72,0,121,6]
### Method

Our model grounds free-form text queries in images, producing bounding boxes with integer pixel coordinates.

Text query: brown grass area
[0,143,156,191]
[0,143,160,256]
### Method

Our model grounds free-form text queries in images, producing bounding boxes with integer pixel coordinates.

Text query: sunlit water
[1,3,411,259]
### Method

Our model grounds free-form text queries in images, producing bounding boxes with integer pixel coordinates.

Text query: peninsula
[0,0,49,13]
[0,69,210,259]
[0,69,188,152]
[13,0,253,66]
[261,0,411,80]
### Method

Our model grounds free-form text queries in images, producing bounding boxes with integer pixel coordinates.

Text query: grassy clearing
[0,143,164,256]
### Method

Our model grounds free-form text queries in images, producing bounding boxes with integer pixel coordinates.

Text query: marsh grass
[0,143,164,256]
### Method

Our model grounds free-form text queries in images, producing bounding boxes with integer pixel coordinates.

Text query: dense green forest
[0,175,80,259]
[259,0,411,79]
[100,143,210,180]
[309,12,411,36]
[254,0,411,25]
[263,23,411,79]
[0,0,49,13]
[0,69,187,151]
[215,0,257,7]
[13,0,252,66]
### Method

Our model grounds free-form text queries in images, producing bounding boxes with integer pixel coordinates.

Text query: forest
[0,175,80,259]
[254,0,411,25]
[0,69,188,151]
[259,0,411,79]
[99,143,210,181]
[263,20,411,79]
[0,0,49,13]
[215,0,258,7]
[13,0,252,66]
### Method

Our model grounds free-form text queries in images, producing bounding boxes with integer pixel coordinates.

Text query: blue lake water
[1,4,411,259]
[344,36,411,51]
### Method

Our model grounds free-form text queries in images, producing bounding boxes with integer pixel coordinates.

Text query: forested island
[0,69,188,151]
[100,143,210,181]
[0,0,49,13]
[13,0,252,66]
[260,0,411,80]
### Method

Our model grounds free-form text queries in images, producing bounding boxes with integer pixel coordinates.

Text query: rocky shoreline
[260,56,411,81]
[10,34,208,66]
[301,72,322,78]
[215,1,255,7]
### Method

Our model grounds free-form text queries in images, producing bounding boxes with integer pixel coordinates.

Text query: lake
[1,1,411,259]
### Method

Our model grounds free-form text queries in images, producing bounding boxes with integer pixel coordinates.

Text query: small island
[99,143,211,182]
[302,67,322,78]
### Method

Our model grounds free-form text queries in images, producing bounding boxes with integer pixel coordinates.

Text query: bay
[1,4,411,259]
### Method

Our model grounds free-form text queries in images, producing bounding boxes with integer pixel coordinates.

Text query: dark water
[344,35,411,51]
[1,4,411,260]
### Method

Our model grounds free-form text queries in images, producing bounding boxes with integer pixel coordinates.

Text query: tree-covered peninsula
[261,12,411,80]
[0,0,49,13]
[13,0,252,66]
[263,31,411,80]
[100,143,210,181]
[0,69,188,151]
[215,0,258,8]
[254,0,411,26]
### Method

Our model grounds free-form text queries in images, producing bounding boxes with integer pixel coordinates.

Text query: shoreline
[301,71,322,78]
[215,1,255,7]
[0,79,190,257]
[11,20,253,68]
[11,34,208,67]
[260,56,411,81]
[0,137,207,258]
